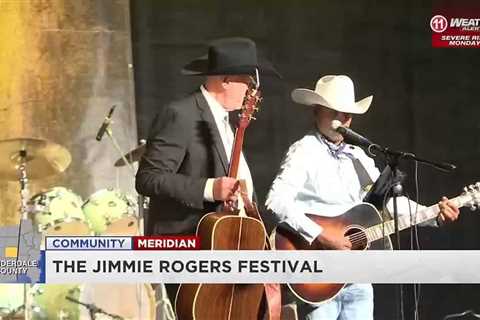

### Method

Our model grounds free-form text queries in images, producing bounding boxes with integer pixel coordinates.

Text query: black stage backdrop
[130,1,480,319]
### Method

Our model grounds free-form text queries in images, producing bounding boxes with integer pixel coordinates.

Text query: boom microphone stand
[365,144,455,320]
[336,122,456,320]
[101,120,144,236]
[66,295,124,320]
[366,143,456,249]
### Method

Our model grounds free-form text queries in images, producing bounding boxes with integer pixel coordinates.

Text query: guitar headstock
[462,182,480,211]
[238,81,262,129]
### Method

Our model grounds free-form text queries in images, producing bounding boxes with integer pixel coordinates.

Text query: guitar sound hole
[345,227,368,250]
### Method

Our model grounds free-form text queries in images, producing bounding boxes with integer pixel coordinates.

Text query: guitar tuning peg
[470,204,478,211]
[469,185,476,192]
[476,182,480,190]
[464,186,469,194]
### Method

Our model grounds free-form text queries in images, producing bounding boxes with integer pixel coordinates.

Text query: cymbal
[114,144,146,167]
[0,138,72,180]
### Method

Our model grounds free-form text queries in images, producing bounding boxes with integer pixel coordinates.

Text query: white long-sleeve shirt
[200,85,254,202]
[266,131,428,243]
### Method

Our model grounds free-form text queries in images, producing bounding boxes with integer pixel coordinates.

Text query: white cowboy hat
[291,75,373,114]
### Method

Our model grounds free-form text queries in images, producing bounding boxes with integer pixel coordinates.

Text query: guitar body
[175,212,267,320]
[176,82,278,319]
[273,203,392,305]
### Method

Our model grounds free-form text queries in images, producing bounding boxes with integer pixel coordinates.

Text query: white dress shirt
[200,85,254,202]
[266,131,427,243]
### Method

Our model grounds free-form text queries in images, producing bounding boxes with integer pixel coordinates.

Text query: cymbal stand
[17,151,30,220]
[15,150,31,320]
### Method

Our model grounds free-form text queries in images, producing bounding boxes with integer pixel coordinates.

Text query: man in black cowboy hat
[136,37,278,303]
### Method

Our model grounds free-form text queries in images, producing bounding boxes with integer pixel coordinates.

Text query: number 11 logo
[430,15,448,33]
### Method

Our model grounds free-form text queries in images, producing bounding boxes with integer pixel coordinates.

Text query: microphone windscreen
[331,120,342,130]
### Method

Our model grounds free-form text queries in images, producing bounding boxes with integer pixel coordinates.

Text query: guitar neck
[228,126,246,179]
[365,195,468,242]
[223,84,260,213]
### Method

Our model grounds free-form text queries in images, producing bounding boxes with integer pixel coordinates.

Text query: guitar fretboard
[365,195,468,242]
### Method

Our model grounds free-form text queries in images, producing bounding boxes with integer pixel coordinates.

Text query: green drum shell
[82,188,137,235]
[28,187,86,233]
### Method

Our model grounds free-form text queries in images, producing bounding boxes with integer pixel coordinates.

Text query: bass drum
[82,188,139,235]
[0,284,25,319]
[78,284,156,320]
[29,284,81,319]
[28,187,91,236]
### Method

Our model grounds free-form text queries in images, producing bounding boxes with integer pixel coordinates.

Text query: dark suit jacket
[136,90,232,235]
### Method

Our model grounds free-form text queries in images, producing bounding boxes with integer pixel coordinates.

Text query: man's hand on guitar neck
[314,230,352,250]
[437,196,460,225]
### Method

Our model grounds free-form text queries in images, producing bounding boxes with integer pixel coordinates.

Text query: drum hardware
[0,136,163,319]
[112,140,150,235]
[113,140,146,167]
[65,295,124,320]
[0,138,73,239]
[0,138,72,181]
[0,138,72,320]
[16,155,30,320]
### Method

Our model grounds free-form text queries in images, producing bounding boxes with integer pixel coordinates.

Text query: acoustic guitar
[175,80,269,320]
[273,183,480,304]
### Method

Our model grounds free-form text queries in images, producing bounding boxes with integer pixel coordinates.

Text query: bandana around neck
[316,132,353,159]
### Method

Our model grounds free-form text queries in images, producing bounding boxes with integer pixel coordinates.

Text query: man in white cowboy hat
[265,75,459,320]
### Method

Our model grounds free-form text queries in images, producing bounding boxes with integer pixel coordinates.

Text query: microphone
[331,120,373,148]
[331,121,457,172]
[96,105,116,141]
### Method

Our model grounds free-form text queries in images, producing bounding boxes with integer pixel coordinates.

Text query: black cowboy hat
[181,37,281,78]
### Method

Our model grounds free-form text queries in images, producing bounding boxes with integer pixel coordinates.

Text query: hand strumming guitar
[314,229,352,250]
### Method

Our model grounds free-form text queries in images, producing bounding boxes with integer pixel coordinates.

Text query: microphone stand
[366,143,456,250]
[105,124,136,177]
[366,144,455,320]
[103,122,144,236]
[65,296,124,320]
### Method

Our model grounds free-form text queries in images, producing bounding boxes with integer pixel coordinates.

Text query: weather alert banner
[431,5,480,48]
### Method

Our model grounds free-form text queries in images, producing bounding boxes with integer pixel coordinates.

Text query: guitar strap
[351,157,374,192]
[238,180,281,320]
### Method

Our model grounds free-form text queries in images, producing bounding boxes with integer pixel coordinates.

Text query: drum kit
[0,137,170,320]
